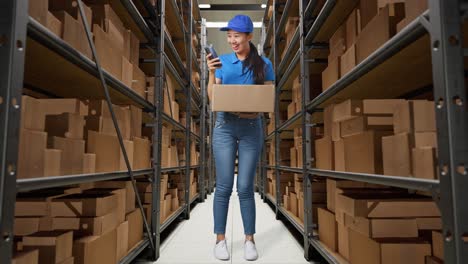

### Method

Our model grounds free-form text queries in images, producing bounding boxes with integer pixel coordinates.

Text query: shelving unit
[259,0,468,263]
[0,0,210,263]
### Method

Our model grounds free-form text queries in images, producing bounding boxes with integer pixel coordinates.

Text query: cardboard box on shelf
[44,149,61,177]
[329,23,346,62]
[14,217,43,236]
[94,181,136,214]
[322,57,340,92]
[394,100,436,134]
[346,8,361,49]
[333,140,345,171]
[121,57,133,87]
[45,113,84,140]
[415,217,442,231]
[405,0,429,23]
[414,132,437,148]
[53,11,92,58]
[318,208,338,251]
[344,130,390,174]
[382,133,412,176]
[40,98,88,117]
[333,99,363,122]
[12,249,39,264]
[315,137,334,170]
[46,12,63,37]
[132,65,146,98]
[296,145,303,167]
[340,45,356,76]
[425,256,444,264]
[336,192,440,218]
[133,137,151,170]
[49,0,93,26]
[51,210,119,236]
[211,85,275,112]
[87,131,133,173]
[82,153,96,174]
[28,0,48,25]
[363,99,404,115]
[356,3,405,63]
[93,24,123,80]
[432,230,444,260]
[344,214,419,238]
[290,192,298,217]
[326,179,372,212]
[130,105,142,138]
[171,101,180,122]
[126,209,143,250]
[23,230,73,264]
[337,223,349,260]
[171,197,180,211]
[349,229,431,264]
[73,229,117,264]
[287,102,296,119]
[52,136,85,175]
[51,193,118,217]
[412,147,437,180]
[298,196,304,222]
[21,96,45,131]
[18,129,47,179]
[359,0,378,30]
[116,221,129,261]
[290,147,297,168]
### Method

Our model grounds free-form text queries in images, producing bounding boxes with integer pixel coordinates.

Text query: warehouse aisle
[152,187,311,264]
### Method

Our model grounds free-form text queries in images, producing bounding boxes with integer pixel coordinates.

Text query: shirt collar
[229,52,240,64]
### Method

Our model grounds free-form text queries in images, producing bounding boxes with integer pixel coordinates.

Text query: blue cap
[220,15,253,33]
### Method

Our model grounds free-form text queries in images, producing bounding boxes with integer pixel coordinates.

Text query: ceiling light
[199,4,211,8]
[261,4,267,8]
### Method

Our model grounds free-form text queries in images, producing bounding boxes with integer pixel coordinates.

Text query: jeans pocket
[215,120,226,129]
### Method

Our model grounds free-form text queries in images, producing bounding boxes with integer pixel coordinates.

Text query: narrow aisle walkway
[153,187,311,264]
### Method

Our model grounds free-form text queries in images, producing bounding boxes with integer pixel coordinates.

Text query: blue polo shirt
[215,52,275,84]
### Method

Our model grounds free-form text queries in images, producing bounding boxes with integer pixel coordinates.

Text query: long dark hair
[242,39,266,84]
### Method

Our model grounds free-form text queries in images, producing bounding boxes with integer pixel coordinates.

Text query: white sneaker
[244,240,258,261]
[214,240,230,261]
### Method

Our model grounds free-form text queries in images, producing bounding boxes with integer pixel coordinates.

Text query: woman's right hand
[207,54,222,72]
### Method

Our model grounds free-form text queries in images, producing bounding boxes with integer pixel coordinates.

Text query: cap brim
[219,26,251,33]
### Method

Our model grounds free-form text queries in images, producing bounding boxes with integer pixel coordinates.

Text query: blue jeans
[213,112,264,235]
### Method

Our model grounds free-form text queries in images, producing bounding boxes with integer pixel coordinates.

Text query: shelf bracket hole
[437,98,445,109]
[11,97,18,109]
[7,164,15,176]
[16,40,23,51]
[456,165,467,175]
[453,96,463,106]
[3,232,11,242]
[441,165,449,176]
[445,230,453,242]
[449,35,459,46]
[433,40,440,51]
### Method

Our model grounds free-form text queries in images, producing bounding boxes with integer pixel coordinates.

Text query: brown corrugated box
[44,149,62,176]
[16,190,71,217]
[333,99,363,122]
[45,113,84,140]
[287,102,296,119]
[336,192,440,218]
[344,214,418,238]
[356,4,405,63]
[393,100,436,134]
[349,229,431,264]
[359,0,378,30]
[322,57,340,92]
[425,256,444,264]
[51,210,119,236]
[87,131,133,173]
[132,64,146,98]
[315,137,334,170]
[28,0,48,24]
[21,96,45,131]
[344,131,391,174]
[73,229,117,264]
[23,230,73,264]
[346,8,361,49]
[412,147,437,179]
[318,208,338,251]
[18,129,47,179]
[326,179,372,212]
[52,136,85,175]
[116,221,129,261]
[414,132,437,148]
[12,249,39,264]
[83,153,96,174]
[211,85,275,112]
[133,137,151,170]
[329,23,346,62]
[432,230,444,261]
[405,0,428,23]
[337,223,349,260]
[53,10,92,58]
[290,192,298,216]
[46,11,62,37]
[126,209,143,250]
[14,217,52,236]
[333,140,346,171]
[382,133,412,176]
[93,181,136,214]
[340,44,356,76]
[363,99,404,115]
[51,193,118,217]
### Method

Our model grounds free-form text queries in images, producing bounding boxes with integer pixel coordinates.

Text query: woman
[206,15,274,261]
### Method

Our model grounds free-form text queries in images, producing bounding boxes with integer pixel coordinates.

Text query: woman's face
[227,30,252,54]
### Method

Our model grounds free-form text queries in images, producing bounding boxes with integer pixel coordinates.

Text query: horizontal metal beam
[308,238,341,264]
[277,27,300,74]
[278,166,303,173]
[277,49,300,89]
[120,0,154,42]
[278,206,304,234]
[276,111,302,132]
[304,0,337,44]
[308,169,439,192]
[160,206,185,232]
[17,169,153,192]
[275,0,294,39]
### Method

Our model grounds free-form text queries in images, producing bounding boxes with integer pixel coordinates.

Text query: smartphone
[205,44,222,67]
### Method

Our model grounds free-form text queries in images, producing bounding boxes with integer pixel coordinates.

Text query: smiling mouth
[232,45,239,50]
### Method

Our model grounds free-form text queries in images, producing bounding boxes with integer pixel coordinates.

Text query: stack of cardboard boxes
[29,1,146,98]
[18,96,151,179]
[322,1,428,91]
[161,126,180,168]
[282,175,326,225]
[315,99,438,180]
[145,74,180,122]
[287,76,303,119]
[289,127,302,168]
[137,175,181,225]
[281,16,300,60]
[318,185,442,263]
[268,140,294,167]
[13,181,143,263]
